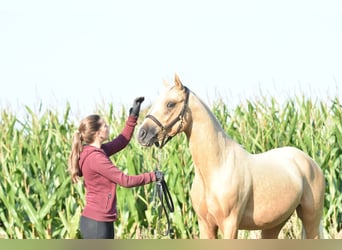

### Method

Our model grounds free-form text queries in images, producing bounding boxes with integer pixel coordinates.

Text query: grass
[0,95,341,239]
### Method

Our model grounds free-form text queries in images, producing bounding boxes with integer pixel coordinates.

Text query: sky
[0,0,341,119]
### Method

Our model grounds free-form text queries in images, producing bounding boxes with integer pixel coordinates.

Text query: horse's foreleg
[221,216,239,239]
[191,175,219,238]
[198,217,218,239]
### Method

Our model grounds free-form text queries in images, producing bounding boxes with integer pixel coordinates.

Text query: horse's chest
[190,174,229,219]
[190,167,252,224]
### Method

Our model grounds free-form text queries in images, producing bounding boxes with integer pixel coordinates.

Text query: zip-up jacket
[79,115,156,222]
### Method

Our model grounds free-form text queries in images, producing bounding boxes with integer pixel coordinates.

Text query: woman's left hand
[129,96,145,117]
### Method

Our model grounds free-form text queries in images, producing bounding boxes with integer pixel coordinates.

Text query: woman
[68,97,162,239]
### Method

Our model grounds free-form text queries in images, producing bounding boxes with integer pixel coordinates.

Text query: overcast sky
[1,0,341,119]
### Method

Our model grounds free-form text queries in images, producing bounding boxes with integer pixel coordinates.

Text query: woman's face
[97,118,110,142]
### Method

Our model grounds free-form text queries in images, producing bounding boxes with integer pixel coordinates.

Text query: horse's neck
[185,94,243,171]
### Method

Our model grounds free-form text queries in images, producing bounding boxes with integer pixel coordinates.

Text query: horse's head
[138,74,191,148]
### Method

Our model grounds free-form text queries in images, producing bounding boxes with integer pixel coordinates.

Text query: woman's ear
[94,130,102,142]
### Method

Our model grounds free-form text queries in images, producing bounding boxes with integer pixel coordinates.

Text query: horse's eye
[167,102,176,109]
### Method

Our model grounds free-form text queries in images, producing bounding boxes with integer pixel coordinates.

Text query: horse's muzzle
[137,125,158,147]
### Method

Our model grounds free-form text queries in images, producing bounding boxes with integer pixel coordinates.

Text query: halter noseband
[145,86,190,148]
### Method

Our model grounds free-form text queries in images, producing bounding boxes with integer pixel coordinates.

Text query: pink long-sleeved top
[79,115,156,222]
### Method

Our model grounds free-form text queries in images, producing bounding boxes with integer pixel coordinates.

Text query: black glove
[155,170,164,182]
[129,96,145,117]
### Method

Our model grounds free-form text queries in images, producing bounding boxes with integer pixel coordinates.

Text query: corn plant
[0,104,84,238]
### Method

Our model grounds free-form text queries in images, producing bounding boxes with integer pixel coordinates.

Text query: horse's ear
[174,73,184,90]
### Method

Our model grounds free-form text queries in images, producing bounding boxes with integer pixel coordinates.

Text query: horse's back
[252,146,322,175]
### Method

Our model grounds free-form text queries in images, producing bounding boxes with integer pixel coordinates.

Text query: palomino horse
[137,74,325,239]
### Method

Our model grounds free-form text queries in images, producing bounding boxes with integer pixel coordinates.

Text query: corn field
[0,95,341,239]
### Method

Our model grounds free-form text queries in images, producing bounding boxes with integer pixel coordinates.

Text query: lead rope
[154,150,175,238]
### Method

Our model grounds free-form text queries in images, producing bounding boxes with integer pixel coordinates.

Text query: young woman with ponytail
[68,97,163,239]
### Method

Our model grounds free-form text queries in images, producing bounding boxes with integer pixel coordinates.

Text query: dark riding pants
[80,216,114,239]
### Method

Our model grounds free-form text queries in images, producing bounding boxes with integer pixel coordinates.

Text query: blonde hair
[68,114,102,183]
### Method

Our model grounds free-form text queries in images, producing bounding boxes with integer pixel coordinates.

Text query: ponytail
[68,114,102,183]
[68,131,83,183]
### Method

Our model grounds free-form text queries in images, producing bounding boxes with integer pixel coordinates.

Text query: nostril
[139,128,147,139]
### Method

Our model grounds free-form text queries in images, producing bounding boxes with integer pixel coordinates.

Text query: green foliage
[0,96,341,238]
[0,104,83,238]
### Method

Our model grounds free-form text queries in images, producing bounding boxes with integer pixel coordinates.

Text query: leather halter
[145,86,190,148]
